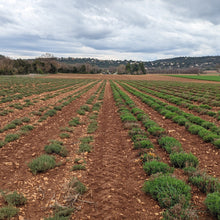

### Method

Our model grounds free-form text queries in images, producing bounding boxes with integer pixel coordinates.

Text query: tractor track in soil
[73,81,162,220]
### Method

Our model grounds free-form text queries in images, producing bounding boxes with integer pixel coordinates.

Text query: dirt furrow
[73,81,162,220]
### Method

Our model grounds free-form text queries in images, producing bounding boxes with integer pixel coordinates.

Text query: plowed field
[0,74,219,220]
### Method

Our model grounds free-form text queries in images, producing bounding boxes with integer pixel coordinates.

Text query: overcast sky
[1,0,220,61]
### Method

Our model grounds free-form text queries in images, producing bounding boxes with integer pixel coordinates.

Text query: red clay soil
[0,82,101,219]
[73,81,163,219]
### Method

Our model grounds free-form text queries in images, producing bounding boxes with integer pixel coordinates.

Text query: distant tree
[139,62,146,74]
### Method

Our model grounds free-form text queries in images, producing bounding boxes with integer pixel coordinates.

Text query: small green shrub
[170,152,199,168]
[60,127,73,133]
[45,206,74,220]
[44,143,68,157]
[87,121,98,133]
[77,109,85,115]
[4,123,16,130]
[0,140,6,148]
[187,124,202,135]
[21,117,30,123]
[0,206,19,219]
[183,166,197,176]
[54,106,62,111]
[72,164,86,171]
[69,177,87,195]
[143,161,174,175]
[79,143,92,153]
[134,140,153,149]
[2,191,27,206]
[203,133,219,143]
[120,113,137,122]
[198,128,211,138]
[148,126,165,136]
[5,133,20,143]
[165,112,176,119]
[205,192,220,219]
[80,136,93,144]
[28,154,56,174]
[68,117,80,127]
[163,201,198,220]
[143,120,157,129]
[188,171,220,193]
[45,109,57,117]
[201,121,215,130]
[158,136,182,154]
[172,116,188,126]
[214,139,220,148]
[20,125,34,132]
[11,119,22,125]
[60,133,70,139]
[143,174,191,208]
[81,105,90,112]
[188,115,205,125]
[92,102,101,111]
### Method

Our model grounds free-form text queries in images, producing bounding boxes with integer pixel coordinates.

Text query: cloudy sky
[1,0,220,61]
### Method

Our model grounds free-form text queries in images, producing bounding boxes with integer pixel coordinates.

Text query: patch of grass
[92,102,101,111]
[202,133,219,143]
[170,152,199,168]
[148,126,165,137]
[4,123,16,130]
[11,119,22,125]
[77,109,85,115]
[45,143,68,157]
[205,192,220,219]
[68,117,80,127]
[143,174,191,208]
[187,124,202,135]
[60,133,70,139]
[80,136,93,144]
[4,133,20,143]
[134,140,154,149]
[214,139,220,148]
[172,116,188,126]
[45,206,74,220]
[71,164,86,171]
[158,136,182,154]
[21,117,30,123]
[54,105,62,111]
[60,127,73,133]
[188,171,220,193]
[78,143,92,153]
[69,177,87,195]
[0,140,6,148]
[120,113,137,122]
[45,109,57,117]
[20,125,34,132]
[28,154,56,174]
[2,191,27,206]
[0,206,19,219]
[87,121,98,134]
[143,161,174,175]
[80,105,90,112]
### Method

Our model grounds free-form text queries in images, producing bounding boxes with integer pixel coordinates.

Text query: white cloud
[0,0,220,60]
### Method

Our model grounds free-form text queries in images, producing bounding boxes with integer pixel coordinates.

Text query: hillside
[58,56,220,71]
